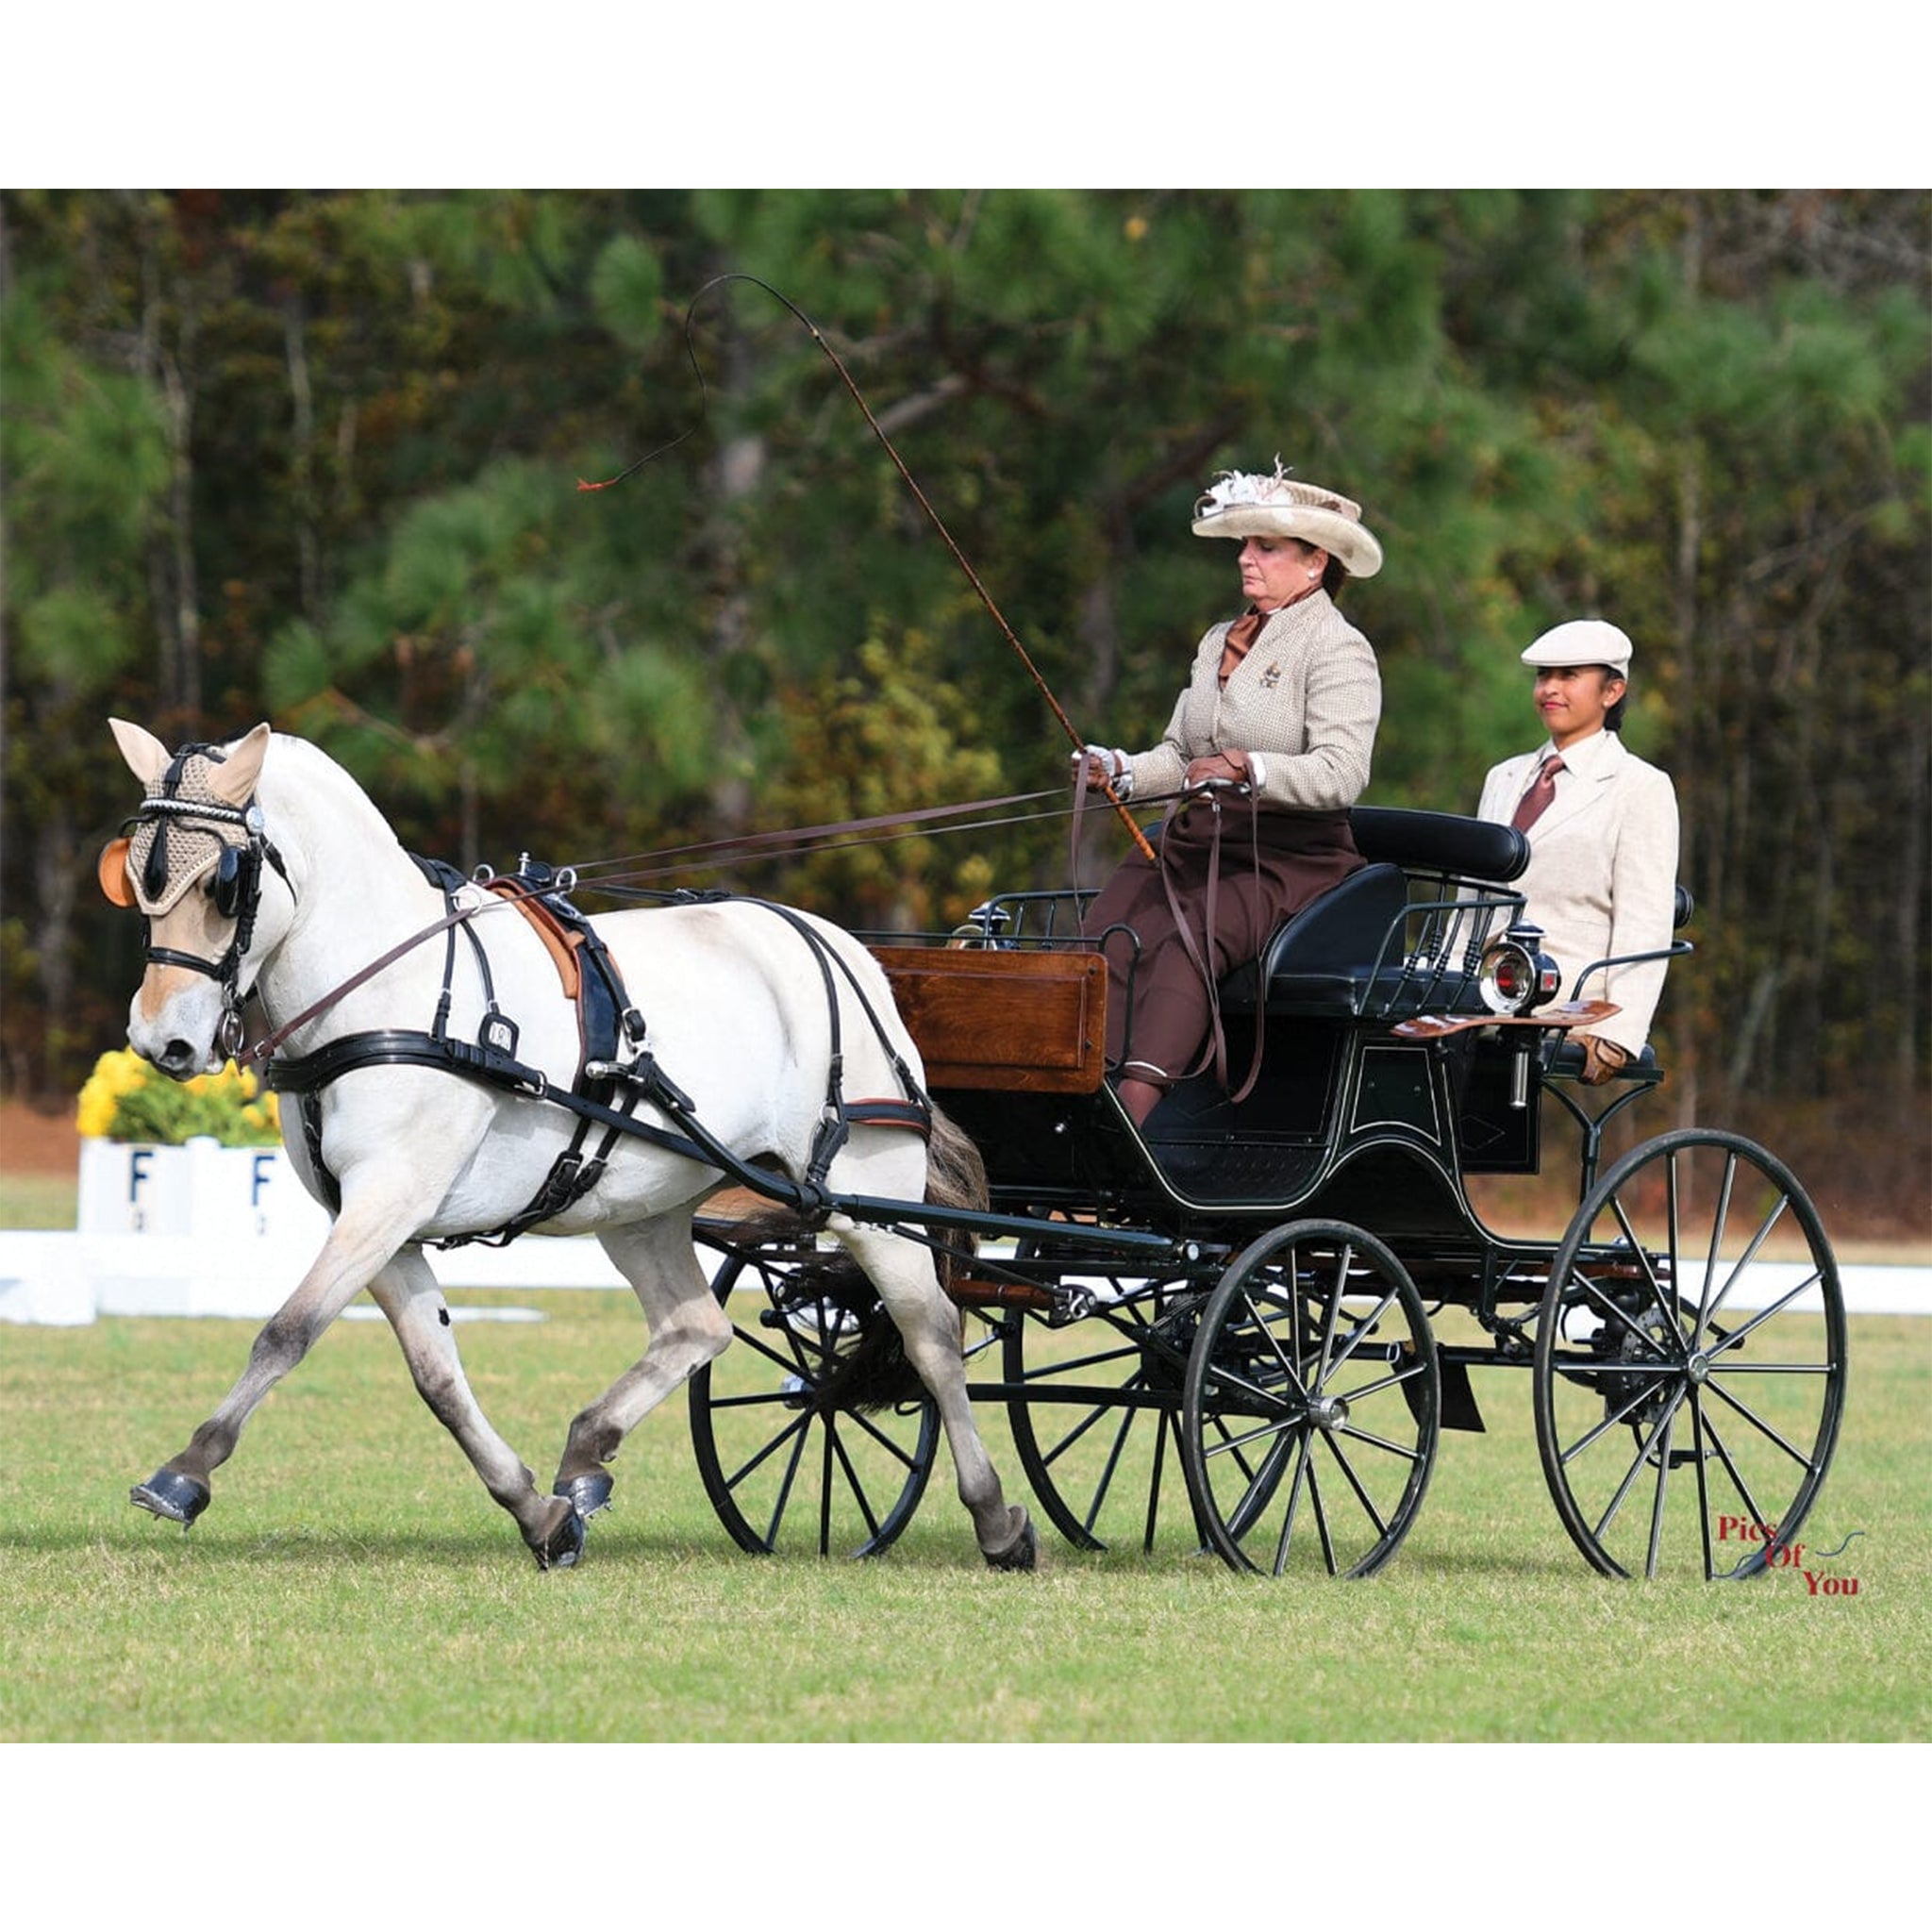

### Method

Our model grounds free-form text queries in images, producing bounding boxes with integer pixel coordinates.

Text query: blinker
[97,838,137,908]
[212,844,244,920]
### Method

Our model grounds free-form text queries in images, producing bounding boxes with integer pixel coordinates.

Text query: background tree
[3,188,1924,1229]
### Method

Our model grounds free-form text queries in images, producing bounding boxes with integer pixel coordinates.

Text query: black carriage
[685,803,1845,1581]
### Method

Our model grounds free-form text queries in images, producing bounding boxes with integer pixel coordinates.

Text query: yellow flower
[75,1049,151,1139]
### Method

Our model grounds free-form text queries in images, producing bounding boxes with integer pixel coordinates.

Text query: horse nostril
[159,1040,202,1079]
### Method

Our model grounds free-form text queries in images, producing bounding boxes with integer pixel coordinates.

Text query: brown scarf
[1219,608,1265,685]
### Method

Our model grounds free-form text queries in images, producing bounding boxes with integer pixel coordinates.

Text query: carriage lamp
[1477,923,1561,1016]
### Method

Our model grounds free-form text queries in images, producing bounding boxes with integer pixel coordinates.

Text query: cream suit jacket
[1476,729,1680,1058]
[1124,591,1381,813]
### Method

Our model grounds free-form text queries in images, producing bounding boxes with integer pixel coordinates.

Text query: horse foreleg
[551,1211,733,1522]
[834,1221,1036,1572]
[366,1249,582,1571]
[129,1199,417,1533]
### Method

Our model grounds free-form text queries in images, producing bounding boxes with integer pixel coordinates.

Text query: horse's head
[100,719,295,1078]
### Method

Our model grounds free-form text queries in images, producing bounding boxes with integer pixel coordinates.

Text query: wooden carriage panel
[873,946,1108,1093]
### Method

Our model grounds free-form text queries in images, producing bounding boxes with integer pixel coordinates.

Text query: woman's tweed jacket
[1123,590,1381,810]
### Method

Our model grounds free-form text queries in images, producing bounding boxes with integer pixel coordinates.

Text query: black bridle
[122,747,293,1059]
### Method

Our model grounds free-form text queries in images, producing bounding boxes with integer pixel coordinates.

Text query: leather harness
[268,861,933,1241]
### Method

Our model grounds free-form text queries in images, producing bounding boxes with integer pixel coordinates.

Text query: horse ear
[109,718,172,788]
[208,723,273,807]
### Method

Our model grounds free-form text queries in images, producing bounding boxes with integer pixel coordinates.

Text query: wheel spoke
[1607,1186,1683,1346]
[1700,1408,1778,1575]
[1329,1357,1431,1407]
[1268,1433,1313,1577]
[1590,1382,1689,1544]
[1565,1262,1683,1353]
[761,1418,808,1550]
[1307,1447,1339,1575]
[841,1402,927,1471]
[1074,1407,1138,1536]
[1696,1148,1736,1324]
[825,1419,885,1545]
[1324,1287,1404,1380]
[1253,1290,1315,1402]
[1693,1388,1714,1581]
[1701,1372,1828,1471]
[723,1407,811,1488]
[818,1416,836,1554]
[1700,1186,1790,1330]
[1644,1400,1676,1579]
[1558,1369,1674,1466]
[1332,1420,1424,1463]
[1703,1273,1824,1354]
[1316,1426,1393,1538]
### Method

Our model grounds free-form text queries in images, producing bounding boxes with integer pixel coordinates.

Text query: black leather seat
[1219,809,1528,1017]
[1348,806,1529,882]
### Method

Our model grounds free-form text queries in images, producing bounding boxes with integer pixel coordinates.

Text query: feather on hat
[1191,462,1383,578]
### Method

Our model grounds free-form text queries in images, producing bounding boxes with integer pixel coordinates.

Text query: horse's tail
[925,1102,989,1293]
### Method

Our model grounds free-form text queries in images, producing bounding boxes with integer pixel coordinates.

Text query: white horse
[100,718,1034,1571]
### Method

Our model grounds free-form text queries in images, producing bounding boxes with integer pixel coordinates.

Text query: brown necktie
[1511,754,1564,832]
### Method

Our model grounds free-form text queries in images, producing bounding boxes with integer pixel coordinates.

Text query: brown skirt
[1081,797,1362,1090]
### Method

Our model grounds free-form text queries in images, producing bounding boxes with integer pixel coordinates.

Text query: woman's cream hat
[1191,463,1383,578]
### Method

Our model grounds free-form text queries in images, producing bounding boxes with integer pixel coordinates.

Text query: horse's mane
[259,731,416,867]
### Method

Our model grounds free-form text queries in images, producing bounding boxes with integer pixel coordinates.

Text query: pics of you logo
[1716,1517,1866,1594]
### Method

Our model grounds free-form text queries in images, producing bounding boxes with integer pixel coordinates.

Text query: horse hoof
[131,1468,210,1528]
[983,1507,1037,1574]
[531,1497,587,1572]
[555,1470,613,1521]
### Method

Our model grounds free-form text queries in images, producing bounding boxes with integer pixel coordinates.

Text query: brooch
[1259,662,1281,690]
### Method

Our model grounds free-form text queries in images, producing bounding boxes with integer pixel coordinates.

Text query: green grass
[1,1291,1924,1741]
[0,1174,77,1229]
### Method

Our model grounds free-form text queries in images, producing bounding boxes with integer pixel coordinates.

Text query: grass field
[2,1285,1924,1744]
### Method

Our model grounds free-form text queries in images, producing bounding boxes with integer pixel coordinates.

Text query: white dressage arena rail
[1,1131,1924,1326]
[2,1231,1925,1327]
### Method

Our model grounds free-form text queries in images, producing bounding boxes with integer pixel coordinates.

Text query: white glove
[1074,745,1133,796]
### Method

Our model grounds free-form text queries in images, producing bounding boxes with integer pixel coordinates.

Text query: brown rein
[231,786,1097,1070]
[233,881,545,1072]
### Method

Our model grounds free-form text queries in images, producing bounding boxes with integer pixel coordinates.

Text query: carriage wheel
[1181,1221,1440,1577]
[1002,1269,1207,1555]
[1533,1129,1846,1580]
[688,1240,941,1558]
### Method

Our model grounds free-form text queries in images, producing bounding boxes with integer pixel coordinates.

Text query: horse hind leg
[367,1249,582,1570]
[550,1209,733,1526]
[831,1217,1036,1572]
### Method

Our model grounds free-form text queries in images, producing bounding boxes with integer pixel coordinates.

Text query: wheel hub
[1306,1391,1350,1431]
